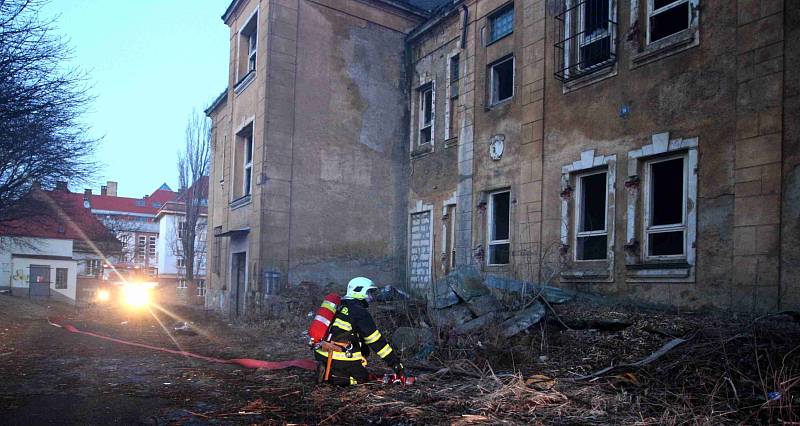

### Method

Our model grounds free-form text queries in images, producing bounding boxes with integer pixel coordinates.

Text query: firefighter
[314,277,406,386]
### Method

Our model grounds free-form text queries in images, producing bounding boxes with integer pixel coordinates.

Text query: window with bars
[55,268,68,289]
[554,0,617,82]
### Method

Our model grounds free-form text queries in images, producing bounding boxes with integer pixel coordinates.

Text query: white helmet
[344,276,377,300]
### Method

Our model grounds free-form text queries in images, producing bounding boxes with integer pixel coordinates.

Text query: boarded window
[488,190,511,265]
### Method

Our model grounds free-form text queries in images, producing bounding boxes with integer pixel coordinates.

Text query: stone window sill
[229,194,251,210]
[562,63,618,94]
[626,261,692,281]
[411,143,433,159]
[234,71,256,95]
[444,137,458,148]
[630,30,697,69]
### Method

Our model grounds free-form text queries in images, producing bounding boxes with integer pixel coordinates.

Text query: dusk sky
[43,0,230,198]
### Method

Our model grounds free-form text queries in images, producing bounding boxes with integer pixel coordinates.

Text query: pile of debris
[429,266,573,338]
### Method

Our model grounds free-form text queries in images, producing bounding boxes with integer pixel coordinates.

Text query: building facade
[207,0,798,314]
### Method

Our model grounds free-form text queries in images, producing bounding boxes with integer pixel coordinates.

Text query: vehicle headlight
[97,289,111,302]
[123,285,149,308]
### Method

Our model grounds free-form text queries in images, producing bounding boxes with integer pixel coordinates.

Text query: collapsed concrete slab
[500,302,546,338]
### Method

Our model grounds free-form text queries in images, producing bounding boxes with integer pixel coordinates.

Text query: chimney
[84,188,92,197]
[55,181,68,191]
[101,185,107,196]
[106,181,118,197]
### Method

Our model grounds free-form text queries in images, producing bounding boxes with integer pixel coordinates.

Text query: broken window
[418,84,433,145]
[488,190,511,265]
[238,11,258,81]
[575,170,608,260]
[554,0,616,82]
[447,55,460,140]
[488,4,514,43]
[234,124,254,200]
[645,155,686,258]
[55,268,68,289]
[489,56,514,105]
[648,0,691,43]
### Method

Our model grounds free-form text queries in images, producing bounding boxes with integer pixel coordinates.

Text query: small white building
[0,188,121,304]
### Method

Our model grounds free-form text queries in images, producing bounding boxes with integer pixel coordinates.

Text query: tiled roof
[0,189,121,249]
[88,186,178,215]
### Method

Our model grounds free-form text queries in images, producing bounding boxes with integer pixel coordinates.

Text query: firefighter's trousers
[314,350,368,386]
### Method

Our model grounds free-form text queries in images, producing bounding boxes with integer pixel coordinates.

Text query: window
[554,0,616,82]
[55,268,68,289]
[418,84,433,145]
[234,124,254,200]
[177,256,186,268]
[212,227,221,274]
[489,56,514,105]
[85,259,101,276]
[447,55,460,140]
[178,278,187,289]
[135,199,145,207]
[488,5,514,43]
[443,205,457,273]
[197,279,206,297]
[575,171,608,260]
[487,190,511,265]
[178,221,187,240]
[137,235,146,262]
[151,202,161,209]
[644,155,687,258]
[148,236,156,257]
[238,11,258,80]
[648,0,691,44]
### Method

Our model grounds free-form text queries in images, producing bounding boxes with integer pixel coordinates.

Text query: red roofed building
[83,181,178,272]
[0,185,122,304]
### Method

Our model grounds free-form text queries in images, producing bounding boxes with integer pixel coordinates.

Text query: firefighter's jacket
[315,298,400,367]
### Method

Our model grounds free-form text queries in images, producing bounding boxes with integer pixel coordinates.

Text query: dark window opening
[554,0,617,82]
[490,57,514,105]
[489,191,511,265]
[650,158,684,226]
[577,235,607,260]
[419,85,433,144]
[580,172,606,232]
[648,231,683,256]
[650,1,689,42]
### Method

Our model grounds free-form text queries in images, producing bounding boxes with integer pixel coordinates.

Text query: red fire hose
[47,316,317,371]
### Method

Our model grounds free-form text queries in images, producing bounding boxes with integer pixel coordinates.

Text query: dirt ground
[0,293,797,425]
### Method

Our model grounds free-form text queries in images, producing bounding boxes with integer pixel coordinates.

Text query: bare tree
[0,0,98,224]
[174,110,210,286]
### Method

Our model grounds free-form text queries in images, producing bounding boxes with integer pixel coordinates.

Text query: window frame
[243,128,253,197]
[55,268,68,289]
[178,221,187,240]
[176,256,186,269]
[487,3,515,44]
[642,153,688,260]
[487,189,511,266]
[573,169,609,262]
[418,83,434,146]
[237,8,258,80]
[196,279,206,297]
[577,0,615,72]
[646,0,691,45]
[489,55,515,106]
[445,52,460,141]
[177,278,187,289]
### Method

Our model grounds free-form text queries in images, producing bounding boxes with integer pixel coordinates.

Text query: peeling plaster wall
[281,1,415,288]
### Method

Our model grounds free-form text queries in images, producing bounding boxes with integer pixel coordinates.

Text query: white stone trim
[560,150,616,282]
[444,49,460,141]
[626,132,698,283]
